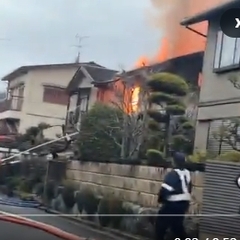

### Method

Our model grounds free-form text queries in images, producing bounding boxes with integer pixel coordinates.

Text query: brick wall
[66,161,204,212]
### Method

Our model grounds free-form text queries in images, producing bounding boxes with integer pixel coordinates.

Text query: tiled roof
[67,52,203,92]
[66,64,117,92]
[1,61,104,81]
[86,66,117,83]
[125,51,204,87]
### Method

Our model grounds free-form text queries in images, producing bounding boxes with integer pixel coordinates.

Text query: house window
[78,89,90,112]
[214,31,240,71]
[207,118,240,154]
[43,86,68,105]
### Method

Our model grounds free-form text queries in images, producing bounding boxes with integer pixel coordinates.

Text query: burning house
[65,0,232,140]
[65,52,203,133]
[97,51,203,113]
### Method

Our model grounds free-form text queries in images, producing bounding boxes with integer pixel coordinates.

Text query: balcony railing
[0,96,23,113]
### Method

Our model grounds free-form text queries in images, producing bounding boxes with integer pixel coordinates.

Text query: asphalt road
[0,204,121,240]
[0,220,63,240]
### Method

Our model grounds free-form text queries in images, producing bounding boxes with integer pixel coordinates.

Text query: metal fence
[200,160,240,237]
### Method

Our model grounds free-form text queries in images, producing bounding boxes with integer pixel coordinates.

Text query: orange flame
[134,0,232,68]
[154,38,169,63]
[134,38,169,68]
[134,56,150,68]
[131,86,140,112]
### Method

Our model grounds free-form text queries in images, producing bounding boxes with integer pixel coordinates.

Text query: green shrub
[18,179,33,193]
[171,135,187,151]
[148,72,189,96]
[6,177,20,197]
[181,121,194,130]
[76,188,100,217]
[187,151,210,163]
[98,197,114,227]
[35,182,44,196]
[98,196,125,229]
[52,197,61,211]
[218,150,240,162]
[56,186,63,197]
[28,176,42,190]
[148,119,160,131]
[45,180,56,201]
[19,192,35,201]
[146,149,164,165]
[0,185,8,195]
[62,181,76,210]
[165,105,186,115]
[77,103,122,161]
[75,191,84,213]
[6,177,20,190]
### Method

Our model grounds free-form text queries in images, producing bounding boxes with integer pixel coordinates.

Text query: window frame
[213,30,240,73]
[43,86,68,105]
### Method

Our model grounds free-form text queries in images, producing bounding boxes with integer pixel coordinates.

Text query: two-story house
[0,62,102,139]
[180,0,239,154]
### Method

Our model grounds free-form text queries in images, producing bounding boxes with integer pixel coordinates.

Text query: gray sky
[0,0,161,90]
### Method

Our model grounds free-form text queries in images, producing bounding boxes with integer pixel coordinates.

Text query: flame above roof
[118,51,204,87]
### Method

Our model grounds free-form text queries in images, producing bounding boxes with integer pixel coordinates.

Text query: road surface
[0,204,121,240]
[0,220,63,240]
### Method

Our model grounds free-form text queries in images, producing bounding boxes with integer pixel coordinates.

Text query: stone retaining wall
[66,161,204,212]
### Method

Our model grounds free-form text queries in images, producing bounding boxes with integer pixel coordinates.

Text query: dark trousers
[155,201,189,240]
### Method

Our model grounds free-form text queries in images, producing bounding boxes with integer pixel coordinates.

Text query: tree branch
[101,128,122,148]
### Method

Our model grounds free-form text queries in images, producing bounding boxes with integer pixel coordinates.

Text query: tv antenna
[71,34,89,63]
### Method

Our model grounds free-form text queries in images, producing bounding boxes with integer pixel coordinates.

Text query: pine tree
[147,72,191,159]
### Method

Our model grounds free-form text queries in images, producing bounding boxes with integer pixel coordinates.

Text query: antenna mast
[72,34,89,63]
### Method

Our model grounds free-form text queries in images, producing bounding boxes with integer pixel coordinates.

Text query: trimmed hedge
[62,181,76,210]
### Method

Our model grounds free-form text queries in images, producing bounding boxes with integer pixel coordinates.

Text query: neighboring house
[65,52,203,131]
[180,0,240,154]
[0,62,99,139]
[65,64,117,131]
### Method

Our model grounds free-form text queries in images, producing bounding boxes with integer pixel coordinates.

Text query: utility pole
[71,34,89,63]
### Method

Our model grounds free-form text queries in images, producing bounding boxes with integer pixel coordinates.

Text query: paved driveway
[0,204,122,240]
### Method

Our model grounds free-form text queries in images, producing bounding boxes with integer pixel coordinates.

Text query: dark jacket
[158,169,192,204]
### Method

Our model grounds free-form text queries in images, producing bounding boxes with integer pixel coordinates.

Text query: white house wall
[16,66,78,138]
[199,20,240,105]
[198,102,240,120]
[8,74,28,89]
[79,77,93,88]
[194,19,240,151]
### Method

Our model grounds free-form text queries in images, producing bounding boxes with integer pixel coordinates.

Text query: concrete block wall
[66,161,204,212]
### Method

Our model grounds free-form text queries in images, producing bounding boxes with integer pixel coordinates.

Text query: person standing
[155,152,192,240]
